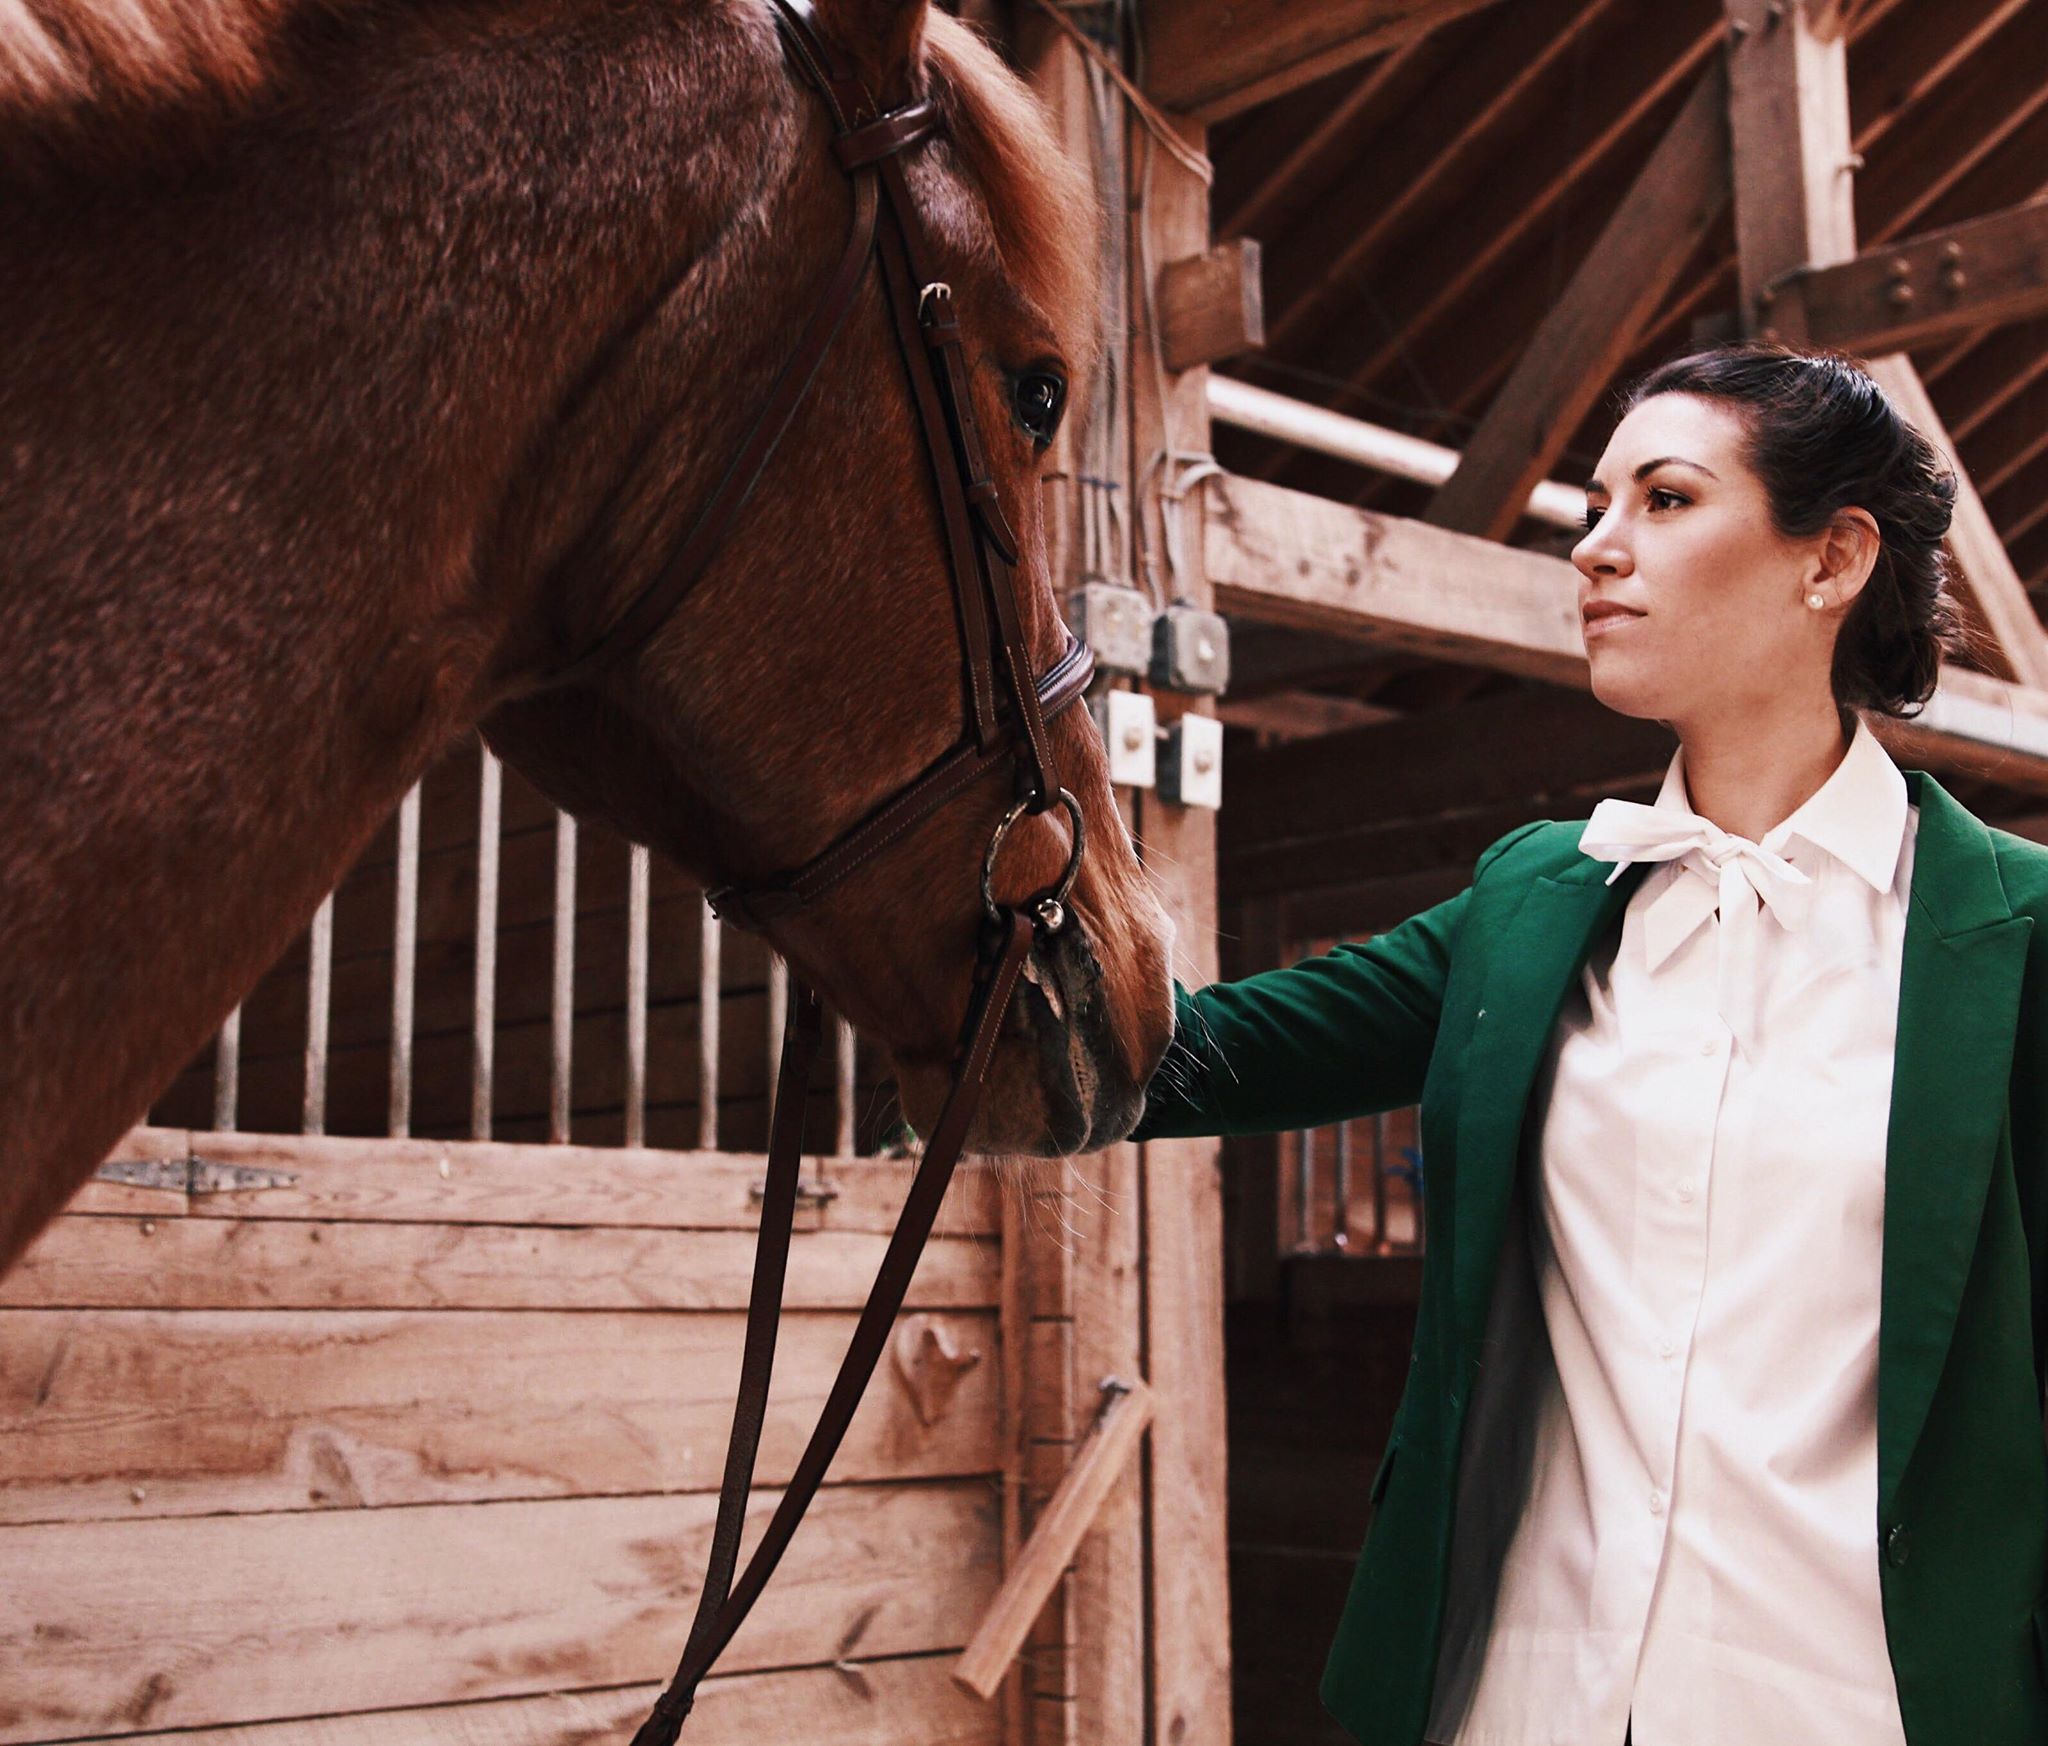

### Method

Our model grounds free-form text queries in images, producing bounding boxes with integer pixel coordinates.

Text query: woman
[1132,345,2048,1746]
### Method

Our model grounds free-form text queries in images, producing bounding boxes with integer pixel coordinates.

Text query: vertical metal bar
[213,1006,241,1133]
[302,893,333,1136]
[834,1012,856,1156]
[625,843,651,1149]
[1295,1126,1314,1252]
[697,895,721,1150]
[550,809,577,1145]
[1332,1119,1353,1252]
[472,745,502,1142]
[765,951,789,1124]
[388,781,422,1139]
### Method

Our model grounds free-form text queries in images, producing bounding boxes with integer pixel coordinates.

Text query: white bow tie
[1579,797,1816,1055]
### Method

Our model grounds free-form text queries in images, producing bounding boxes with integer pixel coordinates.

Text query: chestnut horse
[0,0,1179,1277]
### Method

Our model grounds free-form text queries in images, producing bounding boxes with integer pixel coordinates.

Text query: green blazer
[1133,768,2048,1746]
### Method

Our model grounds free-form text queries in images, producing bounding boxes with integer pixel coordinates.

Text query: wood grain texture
[1140,0,1508,121]
[63,1656,999,1746]
[1,1216,998,1313]
[0,1484,998,1740]
[0,1307,1000,1524]
[68,1128,1002,1237]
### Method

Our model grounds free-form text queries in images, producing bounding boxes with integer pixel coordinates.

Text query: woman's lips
[1582,606,1644,638]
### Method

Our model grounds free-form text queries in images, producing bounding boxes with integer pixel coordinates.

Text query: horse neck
[0,0,795,1261]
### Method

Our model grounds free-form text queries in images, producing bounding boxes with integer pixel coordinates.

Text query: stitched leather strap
[630,909,1038,1746]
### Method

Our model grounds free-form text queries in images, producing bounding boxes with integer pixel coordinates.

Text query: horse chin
[892,922,1144,1158]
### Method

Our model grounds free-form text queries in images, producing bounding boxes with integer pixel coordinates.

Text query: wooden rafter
[1725,0,2048,689]
[1137,0,1507,123]
[1259,0,1627,353]
[1425,62,1731,541]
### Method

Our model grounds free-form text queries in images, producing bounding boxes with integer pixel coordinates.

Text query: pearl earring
[1807,593,1826,610]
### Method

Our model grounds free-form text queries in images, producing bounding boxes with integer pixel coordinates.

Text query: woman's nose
[1572,514,1630,578]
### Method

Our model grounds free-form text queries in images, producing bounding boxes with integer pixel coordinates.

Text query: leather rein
[536,5,1096,1739]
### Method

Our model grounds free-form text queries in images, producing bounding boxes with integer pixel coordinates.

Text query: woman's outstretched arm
[1129,822,1542,1141]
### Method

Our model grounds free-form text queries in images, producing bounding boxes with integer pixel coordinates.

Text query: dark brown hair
[1619,342,1974,719]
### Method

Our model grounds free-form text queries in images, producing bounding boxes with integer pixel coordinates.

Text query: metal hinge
[749,1176,839,1209]
[93,1156,298,1195]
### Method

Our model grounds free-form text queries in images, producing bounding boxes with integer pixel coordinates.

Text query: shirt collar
[1653,714,1909,895]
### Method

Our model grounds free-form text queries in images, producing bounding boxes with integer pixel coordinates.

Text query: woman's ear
[1815,506,1882,609]
[810,0,930,114]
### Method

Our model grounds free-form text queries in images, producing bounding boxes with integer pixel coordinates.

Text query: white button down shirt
[1426,717,1917,1746]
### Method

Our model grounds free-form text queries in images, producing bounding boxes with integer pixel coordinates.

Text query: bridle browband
[555,6,1101,1740]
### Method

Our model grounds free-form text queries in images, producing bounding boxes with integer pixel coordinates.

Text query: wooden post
[1020,21,1147,1745]
[1130,95,1235,1746]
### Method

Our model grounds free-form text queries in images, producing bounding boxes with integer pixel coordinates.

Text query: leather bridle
[539,5,1099,1740]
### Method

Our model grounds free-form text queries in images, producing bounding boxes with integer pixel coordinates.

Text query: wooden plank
[66,1657,1000,1746]
[1205,473,2048,791]
[0,1307,1000,1523]
[73,1128,1003,1237]
[955,1381,1155,1699]
[1129,101,1233,1746]
[0,1484,997,1741]
[1,1217,999,1313]
[1425,63,1731,541]
[1207,473,1586,685]
[1773,194,2048,352]
[1157,240,1265,374]
[1139,0,1507,123]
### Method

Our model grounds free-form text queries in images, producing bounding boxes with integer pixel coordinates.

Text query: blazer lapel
[1877,770,2033,1516]
[1451,856,1647,1345]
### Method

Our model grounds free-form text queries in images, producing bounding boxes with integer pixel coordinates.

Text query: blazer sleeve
[1128,821,1544,1141]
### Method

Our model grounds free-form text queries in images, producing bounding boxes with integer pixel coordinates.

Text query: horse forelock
[923,12,1099,385]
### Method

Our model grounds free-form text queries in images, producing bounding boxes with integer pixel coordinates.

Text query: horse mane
[0,0,316,133]
[924,12,1101,381]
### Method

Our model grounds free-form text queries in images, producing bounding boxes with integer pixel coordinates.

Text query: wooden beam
[1158,240,1266,373]
[1727,0,1857,330]
[1767,195,2048,352]
[1128,99,1234,1746]
[1138,0,1507,123]
[1425,62,1730,540]
[1204,471,2048,792]
[1865,354,2048,689]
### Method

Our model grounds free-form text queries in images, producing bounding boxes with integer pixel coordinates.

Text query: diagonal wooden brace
[953,1376,1157,1700]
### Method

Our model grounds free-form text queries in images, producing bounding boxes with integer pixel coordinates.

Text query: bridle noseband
[559,6,1103,1740]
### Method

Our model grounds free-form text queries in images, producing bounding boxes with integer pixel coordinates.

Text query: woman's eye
[1647,487,1688,511]
[1014,370,1067,444]
[1582,503,1605,533]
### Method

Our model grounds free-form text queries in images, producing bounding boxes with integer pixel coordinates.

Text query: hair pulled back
[1618,343,1969,718]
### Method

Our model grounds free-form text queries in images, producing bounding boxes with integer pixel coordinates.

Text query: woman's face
[1573,391,1839,732]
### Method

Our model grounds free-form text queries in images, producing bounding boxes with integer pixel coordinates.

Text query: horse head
[473,0,1178,1157]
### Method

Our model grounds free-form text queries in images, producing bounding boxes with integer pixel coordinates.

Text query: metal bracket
[93,1156,297,1196]
[749,1176,840,1209]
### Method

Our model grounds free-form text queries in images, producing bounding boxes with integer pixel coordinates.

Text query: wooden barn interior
[7,1,2048,1743]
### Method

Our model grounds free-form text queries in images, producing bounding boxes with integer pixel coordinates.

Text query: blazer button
[1885,1524,1910,1568]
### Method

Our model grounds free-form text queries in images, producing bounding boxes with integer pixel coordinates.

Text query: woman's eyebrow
[1584,455,1721,494]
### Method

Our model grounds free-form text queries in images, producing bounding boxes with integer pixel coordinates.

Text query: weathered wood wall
[1,1127,1013,1743]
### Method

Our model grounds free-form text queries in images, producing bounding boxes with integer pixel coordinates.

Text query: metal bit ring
[982,787,1085,931]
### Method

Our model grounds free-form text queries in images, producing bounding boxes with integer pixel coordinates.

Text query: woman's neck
[1673,697,1854,844]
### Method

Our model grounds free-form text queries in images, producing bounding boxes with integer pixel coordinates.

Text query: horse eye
[1014,370,1066,444]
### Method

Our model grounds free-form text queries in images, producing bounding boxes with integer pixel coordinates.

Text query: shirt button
[1677,1180,1697,1203]
[1649,1490,1667,1517]
[1658,1337,1677,1359]
[1699,1037,1719,1057]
